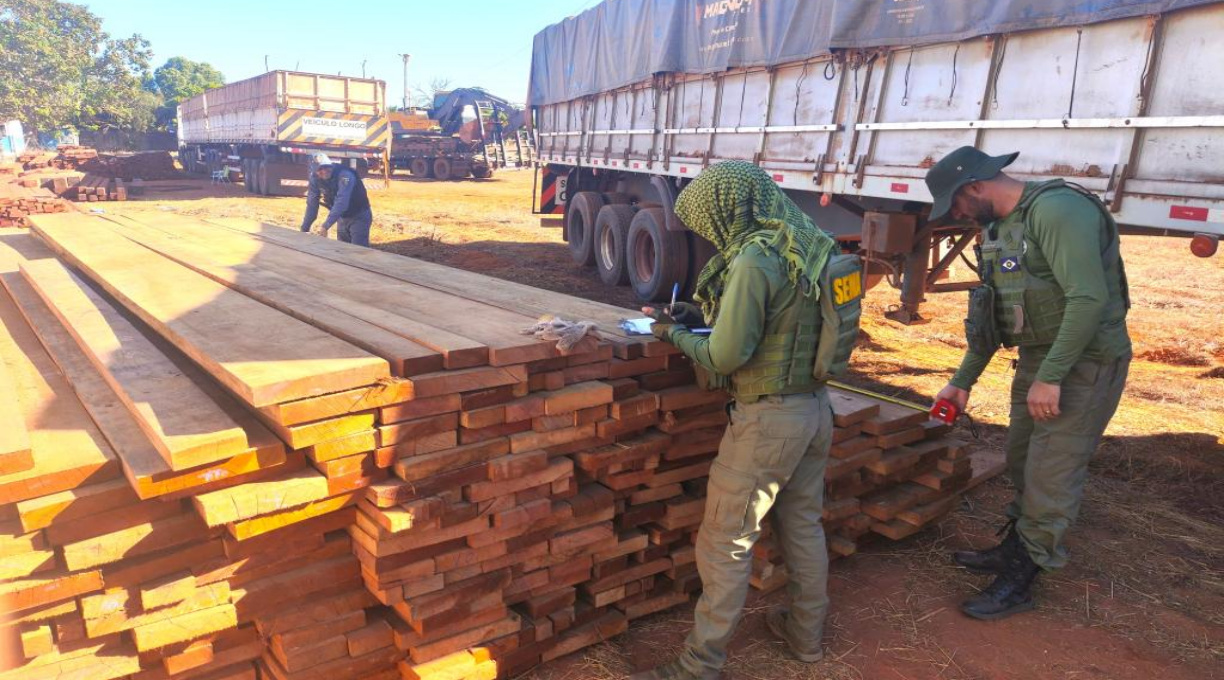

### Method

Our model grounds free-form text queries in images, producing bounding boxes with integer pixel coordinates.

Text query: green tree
[150,57,223,127]
[0,0,154,134]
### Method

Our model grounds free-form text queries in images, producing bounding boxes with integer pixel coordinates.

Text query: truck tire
[256,160,269,195]
[472,166,493,179]
[627,207,689,302]
[566,191,606,267]
[603,192,631,205]
[433,158,453,181]
[410,158,431,177]
[244,160,255,193]
[594,204,637,286]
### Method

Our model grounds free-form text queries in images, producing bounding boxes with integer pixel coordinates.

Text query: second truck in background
[177,71,389,196]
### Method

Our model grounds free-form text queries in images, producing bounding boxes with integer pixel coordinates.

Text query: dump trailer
[529,0,1224,321]
[177,71,389,196]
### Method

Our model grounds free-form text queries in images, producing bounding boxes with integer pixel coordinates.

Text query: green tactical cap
[925,146,1019,222]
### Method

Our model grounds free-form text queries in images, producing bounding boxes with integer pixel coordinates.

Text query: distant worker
[926,147,1131,620]
[633,161,862,680]
[300,153,373,247]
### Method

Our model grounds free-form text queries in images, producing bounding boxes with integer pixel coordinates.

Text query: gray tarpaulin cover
[528,0,1215,106]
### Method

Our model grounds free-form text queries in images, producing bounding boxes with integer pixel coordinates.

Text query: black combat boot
[953,520,1018,575]
[960,539,1041,621]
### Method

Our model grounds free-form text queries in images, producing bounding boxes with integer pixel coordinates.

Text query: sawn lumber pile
[18,146,99,172]
[78,151,180,181]
[0,182,69,229]
[69,174,127,202]
[0,213,999,680]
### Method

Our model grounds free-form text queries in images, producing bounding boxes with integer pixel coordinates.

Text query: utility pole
[397,54,412,110]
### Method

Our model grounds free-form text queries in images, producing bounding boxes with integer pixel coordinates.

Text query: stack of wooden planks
[0,211,997,680]
[70,174,126,202]
[748,390,986,591]
[0,182,69,228]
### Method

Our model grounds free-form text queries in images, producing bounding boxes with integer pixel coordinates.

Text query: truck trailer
[177,71,389,196]
[529,0,1224,321]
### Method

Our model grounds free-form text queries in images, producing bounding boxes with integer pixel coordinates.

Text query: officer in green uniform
[926,147,1131,620]
[630,161,862,679]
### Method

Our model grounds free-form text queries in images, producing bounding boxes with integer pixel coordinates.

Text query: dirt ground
[104,170,1223,680]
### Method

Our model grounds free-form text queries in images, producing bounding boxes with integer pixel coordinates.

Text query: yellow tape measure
[829,380,928,413]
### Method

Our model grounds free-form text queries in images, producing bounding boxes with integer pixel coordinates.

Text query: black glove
[643,308,684,343]
[665,301,705,327]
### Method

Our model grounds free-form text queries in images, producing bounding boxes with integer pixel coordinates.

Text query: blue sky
[80,0,600,107]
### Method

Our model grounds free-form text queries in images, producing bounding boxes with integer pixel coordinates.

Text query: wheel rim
[598,225,616,270]
[632,228,656,284]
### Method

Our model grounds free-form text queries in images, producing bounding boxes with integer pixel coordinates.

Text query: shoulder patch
[1000,256,1021,273]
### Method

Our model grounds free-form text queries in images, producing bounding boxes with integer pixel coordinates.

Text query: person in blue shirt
[299,153,374,247]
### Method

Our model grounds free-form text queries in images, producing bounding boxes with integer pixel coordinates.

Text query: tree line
[0,0,224,137]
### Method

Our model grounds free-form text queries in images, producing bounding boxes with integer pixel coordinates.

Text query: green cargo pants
[1005,346,1130,570]
[677,389,834,676]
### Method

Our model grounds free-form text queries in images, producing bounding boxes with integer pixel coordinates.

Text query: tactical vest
[727,248,863,400]
[969,180,1130,352]
[321,166,371,218]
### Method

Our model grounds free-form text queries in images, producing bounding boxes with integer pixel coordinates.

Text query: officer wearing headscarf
[632,161,862,680]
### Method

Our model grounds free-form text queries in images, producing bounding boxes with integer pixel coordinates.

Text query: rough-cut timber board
[828,387,883,427]
[193,467,332,527]
[61,512,209,571]
[0,250,287,499]
[0,357,33,474]
[131,604,238,652]
[15,478,137,532]
[107,215,488,372]
[261,381,415,427]
[204,217,659,347]
[227,494,357,541]
[120,214,550,367]
[0,569,103,612]
[21,257,252,470]
[0,280,120,505]
[29,214,389,406]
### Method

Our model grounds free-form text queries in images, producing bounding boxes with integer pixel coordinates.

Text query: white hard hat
[311,153,333,167]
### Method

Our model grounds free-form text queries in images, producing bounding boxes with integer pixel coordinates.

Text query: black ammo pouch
[964,283,1001,356]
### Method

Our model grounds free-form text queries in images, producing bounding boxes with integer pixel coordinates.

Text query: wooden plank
[131,604,238,652]
[193,467,332,527]
[0,358,33,474]
[29,214,389,406]
[61,512,210,571]
[0,247,287,500]
[407,365,527,400]
[204,217,653,345]
[21,257,252,470]
[119,214,551,367]
[227,494,357,541]
[0,570,103,612]
[827,388,882,427]
[15,478,138,532]
[108,213,490,370]
[0,266,120,506]
[266,382,415,426]
[100,218,450,377]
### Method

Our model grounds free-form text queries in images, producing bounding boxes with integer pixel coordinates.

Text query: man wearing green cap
[925,146,1131,620]
[631,161,863,679]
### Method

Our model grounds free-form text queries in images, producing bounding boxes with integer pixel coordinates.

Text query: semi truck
[177,71,389,196]
[528,0,1224,322]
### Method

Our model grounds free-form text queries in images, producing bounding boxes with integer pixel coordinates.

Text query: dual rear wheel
[566,191,699,302]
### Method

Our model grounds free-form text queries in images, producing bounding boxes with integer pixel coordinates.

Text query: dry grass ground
[107,170,1223,679]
